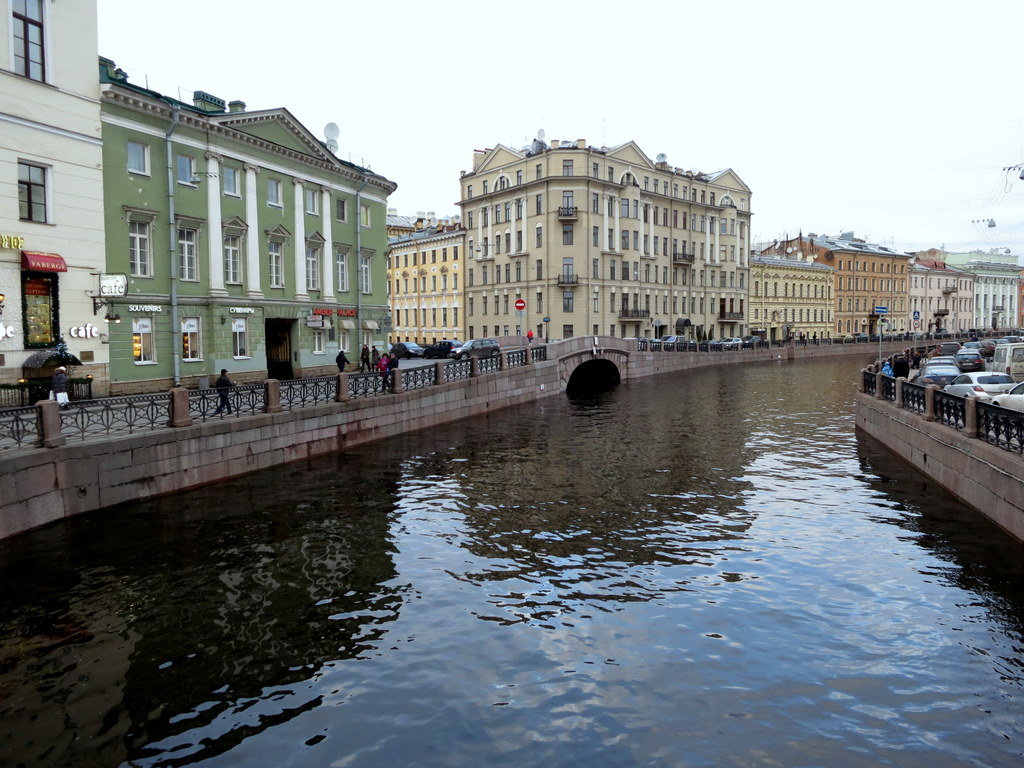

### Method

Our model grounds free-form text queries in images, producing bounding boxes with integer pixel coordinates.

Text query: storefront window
[132,317,155,363]
[181,317,201,361]
[232,318,248,358]
[22,273,57,347]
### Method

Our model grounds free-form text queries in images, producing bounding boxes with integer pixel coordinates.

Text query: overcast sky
[98,0,1024,257]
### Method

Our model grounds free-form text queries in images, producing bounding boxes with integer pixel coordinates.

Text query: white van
[991,343,1024,382]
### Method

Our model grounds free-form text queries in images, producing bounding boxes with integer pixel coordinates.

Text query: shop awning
[340,320,356,330]
[21,251,68,272]
[362,320,379,330]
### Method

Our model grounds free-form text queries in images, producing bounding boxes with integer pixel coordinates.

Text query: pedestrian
[881,359,894,377]
[335,348,350,372]
[377,352,391,389]
[387,351,400,389]
[893,355,910,379]
[371,345,380,368]
[359,344,370,372]
[527,329,534,345]
[911,349,922,369]
[213,369,233,415]
[51,366,69,409]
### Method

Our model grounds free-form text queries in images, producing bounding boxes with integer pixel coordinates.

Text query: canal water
[1,357,1022,767]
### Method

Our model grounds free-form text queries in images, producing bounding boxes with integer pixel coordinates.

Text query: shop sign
[0,323,13,340]
[1,234,26,249]
[311,308,334,316]
[229,307,256,314]
[68,323,100,339]
[306,315,325,328]
[128,304,163,312]
[337,308,357,317]
[98,273,128,297]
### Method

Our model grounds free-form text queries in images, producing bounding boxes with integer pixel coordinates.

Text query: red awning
[21,251,68,272]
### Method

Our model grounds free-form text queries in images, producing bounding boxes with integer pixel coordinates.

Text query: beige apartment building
[387,221,465,344]
[456,136,752,342]
[749,255,834,341]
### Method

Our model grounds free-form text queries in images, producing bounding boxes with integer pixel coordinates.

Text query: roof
[388,225,466,248]
[751,255,833,271]
[810,234,910,258]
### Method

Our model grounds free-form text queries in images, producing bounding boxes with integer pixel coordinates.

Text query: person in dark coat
[51,366,69,408]
[213,369,233,415]
[892,355,910,379]
[335,348,350,372]
[359,344,371,372]
[370,346,380,368]
[387,351,400,389]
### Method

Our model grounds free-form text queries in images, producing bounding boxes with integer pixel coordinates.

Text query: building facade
[762,233,909,336]
[907,258,974,334]
[99,59,395,393]
[749,255,833,340]
[456,137,752,342]
[959,261,1020,330]
[1,1,107,388]
[387,222,465,344]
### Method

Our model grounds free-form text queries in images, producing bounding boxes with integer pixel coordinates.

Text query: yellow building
[387,222,465,344]
[457,135,752,342]
[749,255,834,341]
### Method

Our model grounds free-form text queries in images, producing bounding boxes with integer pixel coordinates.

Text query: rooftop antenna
[324,122,339,154]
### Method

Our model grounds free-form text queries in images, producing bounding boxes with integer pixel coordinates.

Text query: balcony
[556,272,579,286]
[618,308,651,320]
[557,206,578,220]
[719,311,744,320]
[942,286,958,295]
[933,309,949,316]
[673,252,694,264]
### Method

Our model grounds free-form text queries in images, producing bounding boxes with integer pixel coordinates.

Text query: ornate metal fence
[348,372,388,399]
[530,346,548,362]
[507,350,528,367]
[901,382,926,414]
[977,402,1024,453]
[933,390,965,430]
[59,393,171,441]
[478,355,502,374]
[863,370,877,396]
[188,384,266,422]
[881,376,896,402]
[0,406,40,450]
[402,366,436,391]
[445,359,472,382]
[280,376,337,410]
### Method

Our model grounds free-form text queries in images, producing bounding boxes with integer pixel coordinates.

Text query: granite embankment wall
[855,393,1024,542]
[1,338,906,541]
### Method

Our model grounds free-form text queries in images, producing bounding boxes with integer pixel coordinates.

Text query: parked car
[991,343,1024,382]
[933,341,961,357]
[927,356,958,368]
[741,336,762,347]
[720,337,744,350]
[977,339,996,359]
[989,381,1024,412]
[453,338,501,359]
[953,350,985,372]
[851,332,870,342]
[388,342,424,359]
[423,341,458,359]
[914,364,961,387]
[943,372,1016,399]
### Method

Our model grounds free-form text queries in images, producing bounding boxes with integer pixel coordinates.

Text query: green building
[98,58,396,394]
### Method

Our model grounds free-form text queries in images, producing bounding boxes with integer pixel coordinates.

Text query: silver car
[943,372,1016,399]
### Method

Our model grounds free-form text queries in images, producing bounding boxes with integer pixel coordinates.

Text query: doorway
[265,318,294,380]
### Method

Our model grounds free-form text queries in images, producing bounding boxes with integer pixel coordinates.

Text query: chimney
[550,139,561,148]
[576,138,586,148]
[192,90,226,113]
[228,100,246,113]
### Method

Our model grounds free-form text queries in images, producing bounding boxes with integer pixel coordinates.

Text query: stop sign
[515,298,526,310]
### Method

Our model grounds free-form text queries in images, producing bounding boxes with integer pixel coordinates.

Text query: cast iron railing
[0,406,40,449]
[902,382,926,413]
[280,376,337,410]
[507,350,528,367]
[60,393,172,440]
[188,384,266,422]
[402,366,436,391]
[977,401,1024,453]
[933,390,965,430]
[863,370,877,396]
[445,359,473,381]
[478,355,502,374]
[881,376,896,402]
[530,346,547,362]
[348,372,389,399]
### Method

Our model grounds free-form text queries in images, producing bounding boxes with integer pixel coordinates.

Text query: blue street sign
[543,317,550,323]
[874,306,888,315]
[913,310,920,320]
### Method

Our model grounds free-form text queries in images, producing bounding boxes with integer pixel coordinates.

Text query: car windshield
[922,366,960,375]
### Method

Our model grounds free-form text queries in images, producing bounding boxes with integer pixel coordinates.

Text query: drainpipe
[354,172,369,345]
[164,100,181,386]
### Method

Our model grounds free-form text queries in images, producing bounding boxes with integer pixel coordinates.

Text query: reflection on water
[1,357,1022,767]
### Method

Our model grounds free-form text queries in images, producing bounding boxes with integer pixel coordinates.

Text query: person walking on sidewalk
[359,344,370,372]
[51,366,69,409]
[336,348,350,372]
[213,369,234,415]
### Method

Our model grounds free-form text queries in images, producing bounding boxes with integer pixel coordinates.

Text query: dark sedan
[389,342,425,359]
[423,341,457,359]
[953,350,985,372]
[914,364,961,387]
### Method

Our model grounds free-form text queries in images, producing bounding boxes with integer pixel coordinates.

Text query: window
[562,324,573,339]
[336,198,348,221]
[224,234,241,284]
[129,220,152,277]
[176,154,196,185]
[563,291,574,312]
[232,318,248,358]
[482,180,489,194]
[336,248,349,292]
[306,246,321,291]
[181,317,202,361]
[593,226,600,247]
[17,161,46,223]
[178,227,198,281]
[312,330,325,354]
[359,252,372,293]
[562,159,573,176]
[563,224,574,245]
[516,170,523,185]
[360,204,371,227]
[536,164,542,180]
[536,225,543,248]
[268,178,282,207]
[269,241,284,287]
[305,188,319,215]
[22,273,57,347]
[132,317,155,363]
[12,0,44,81]
[222,165,239,196]
[535,194,543,215]
[127,141,149,175]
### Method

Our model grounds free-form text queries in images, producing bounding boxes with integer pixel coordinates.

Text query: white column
[477,207,483,256]
[603,194,610,252]
[714,219,721,265]
[521,198,527,252]
[244,164,262,297]
[614,196,621,252]
[321,187,334,301]
[293,180,308,300]
[205,152,226,296]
